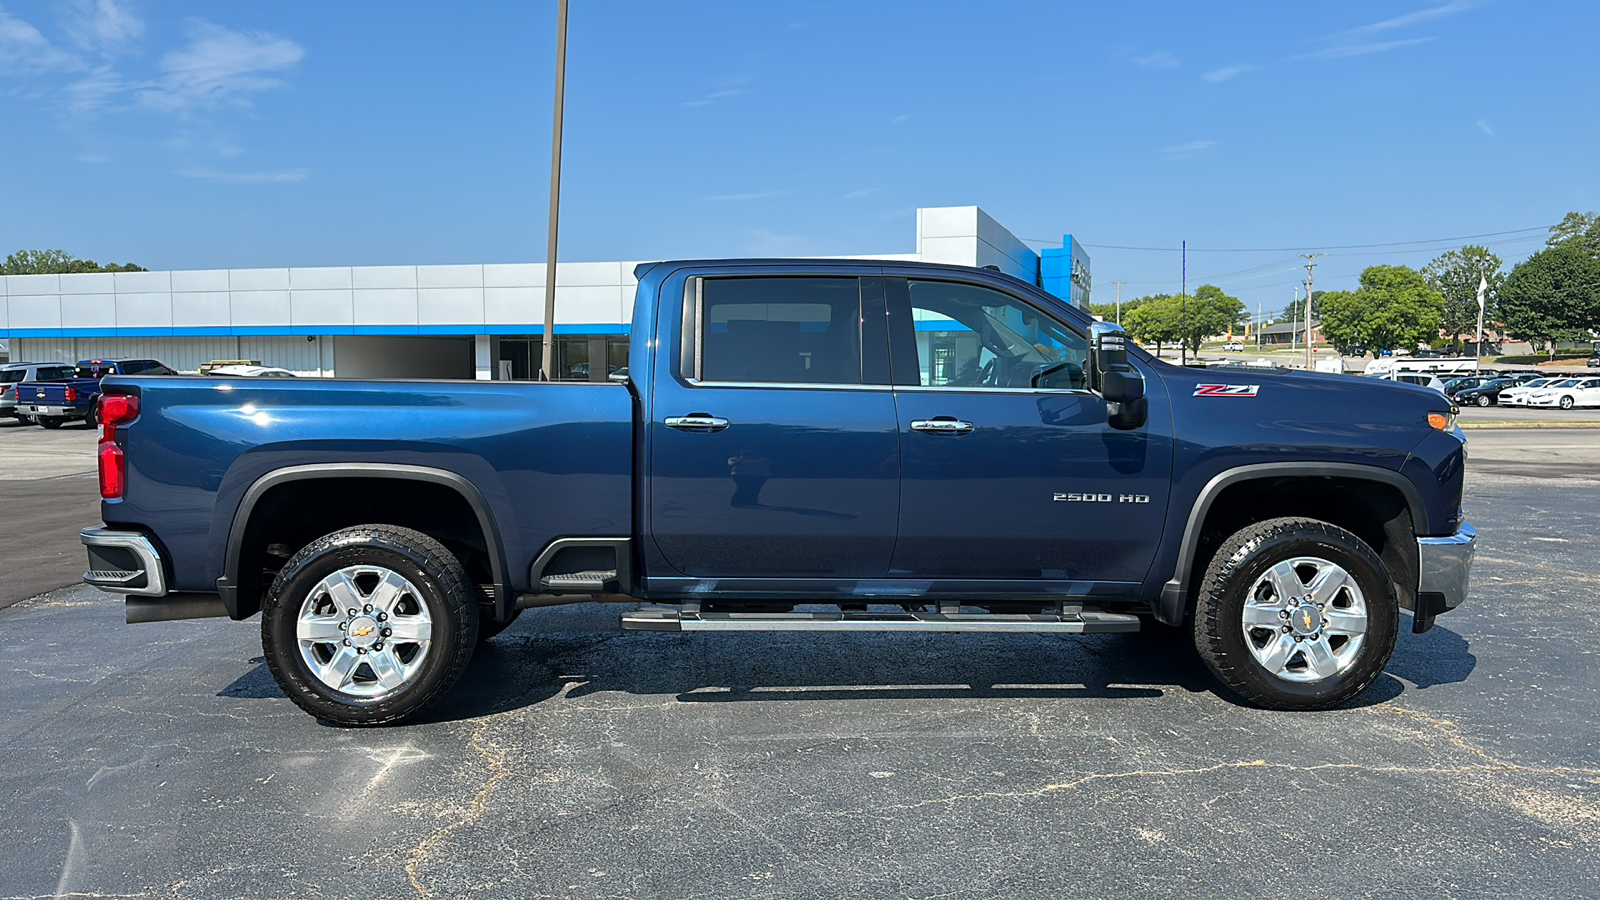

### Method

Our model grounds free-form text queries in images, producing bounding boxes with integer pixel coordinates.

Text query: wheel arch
[220,464,508,622]
[1156,463,1424,626]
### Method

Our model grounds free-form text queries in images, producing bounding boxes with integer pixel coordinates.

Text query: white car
[1524,377,1600,410]
[1223,341,1245,352]
[205,365,296,378]
[1498,377,1563,407]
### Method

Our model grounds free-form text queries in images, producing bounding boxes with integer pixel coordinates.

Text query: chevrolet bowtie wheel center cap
[346,616,381,648]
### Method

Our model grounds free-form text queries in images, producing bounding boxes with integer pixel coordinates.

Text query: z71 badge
[1193,384,1260,397]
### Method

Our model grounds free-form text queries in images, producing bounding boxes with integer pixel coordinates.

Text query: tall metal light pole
[1474,262,1488,360]
[1180,240,1187,366]
[539,0,570,383]
[1111,280,1126,325]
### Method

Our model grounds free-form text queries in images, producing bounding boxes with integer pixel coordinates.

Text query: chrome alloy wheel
[1240,556,1368,684]
[295,565,433,698]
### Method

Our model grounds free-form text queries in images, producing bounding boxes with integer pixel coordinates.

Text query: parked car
[81,258,1475,726]
[1498,377,1564,407]
[205,365,296,378]
[17,358,177,428]
[1223,341,1244,352]
[1451,378,1523,407]
[1587,354,1598,368]
[1,362,77,422]
[1442,376,1495,397]
[1525,377,1600,410]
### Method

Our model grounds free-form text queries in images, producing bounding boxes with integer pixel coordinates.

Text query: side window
[906,280,1087,390]
[118,361,146,374]
[699,277,862,385]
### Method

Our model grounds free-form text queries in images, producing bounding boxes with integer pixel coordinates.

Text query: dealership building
[1,206,1091,380]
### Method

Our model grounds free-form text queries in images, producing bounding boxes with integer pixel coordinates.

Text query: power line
[1020,225,1549,252]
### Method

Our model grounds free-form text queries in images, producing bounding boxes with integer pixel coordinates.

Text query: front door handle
[910,417,974,435]
[665,414,730,432]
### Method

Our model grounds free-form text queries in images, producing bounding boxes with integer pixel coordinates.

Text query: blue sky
[2,0,1595,318]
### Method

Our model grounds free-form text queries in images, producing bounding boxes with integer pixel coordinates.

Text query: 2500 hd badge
[1054,492,1152,503]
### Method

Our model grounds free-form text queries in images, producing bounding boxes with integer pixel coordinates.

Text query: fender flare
[218,463,509,620]
[1155,462,1424,625]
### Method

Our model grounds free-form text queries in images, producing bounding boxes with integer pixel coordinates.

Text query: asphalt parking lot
[1,418,1597,898]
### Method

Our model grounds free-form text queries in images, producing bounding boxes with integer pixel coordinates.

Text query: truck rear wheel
[261,525,478,726]
[1193,517,1397,710]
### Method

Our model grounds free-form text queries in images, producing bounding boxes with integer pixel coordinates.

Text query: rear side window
[40,366,75,380]
[699,277,862,385]
[0,370,24,384]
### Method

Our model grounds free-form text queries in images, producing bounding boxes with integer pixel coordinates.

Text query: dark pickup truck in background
[81,259,1476,725]
[17,358,177,428]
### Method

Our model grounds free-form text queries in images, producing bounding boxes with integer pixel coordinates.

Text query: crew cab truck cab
[81,260,1476,725]
[20,358,176,428]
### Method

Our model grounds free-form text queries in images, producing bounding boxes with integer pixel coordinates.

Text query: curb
[1459,421,1600,429]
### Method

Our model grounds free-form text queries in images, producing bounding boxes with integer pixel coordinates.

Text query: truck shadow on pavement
[214,615,1476,724]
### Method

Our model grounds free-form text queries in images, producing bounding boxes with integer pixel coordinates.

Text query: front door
[887,276,1173,585]
[649,273,900,579]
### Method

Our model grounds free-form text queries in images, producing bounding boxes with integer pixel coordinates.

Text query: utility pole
[1301,253,1324,370]
[539,0,570,383]
[1257,301,1262,349]
[1111,281,1127,326]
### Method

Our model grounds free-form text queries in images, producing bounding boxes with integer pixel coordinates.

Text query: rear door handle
[665,414,730,432]
[910,417,974,435]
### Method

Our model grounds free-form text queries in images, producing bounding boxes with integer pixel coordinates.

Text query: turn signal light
[1427,411,1457,431]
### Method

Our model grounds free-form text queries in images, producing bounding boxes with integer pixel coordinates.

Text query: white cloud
[0,10,82,73]
[748,227,806,255]
[1135,50,1179,69]
[179,167,309,184]
[705,188,794,202]
[1164,140,1218,155]
[63,0,143,53]
[1295,36,1436,60]
[63,65,127,115]
[137,21,304,112]
[1477,119,1496,137]
[1349,1,1473,34]
[845,188,879,199]
[1202,64,1252,83]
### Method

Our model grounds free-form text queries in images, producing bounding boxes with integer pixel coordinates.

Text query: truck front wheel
[261,525,478,726]
[1194,517,1397,710]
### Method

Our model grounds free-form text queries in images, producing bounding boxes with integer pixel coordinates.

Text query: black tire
[1560,395,1574,410]
[477,607,521,643]
[84,397,99,429]
[1475,394,1491,407]
[37,416,62,429]
[261,525,478,726]
[1193,517,1398,710]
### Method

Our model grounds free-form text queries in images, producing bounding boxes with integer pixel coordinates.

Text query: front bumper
[1413,520,1476,632]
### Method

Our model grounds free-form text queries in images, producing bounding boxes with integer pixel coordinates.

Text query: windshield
[1548,379,1580,388]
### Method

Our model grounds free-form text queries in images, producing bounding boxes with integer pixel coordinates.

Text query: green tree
[1278,292,1328,325]
[1315,265,1443,355]
[1181,284,1246,353]
[1422,245,1504,347]
[1498,243,1600,357]
[1547,211,1600,257]
[1088,295,1148,324]
[0,249,146,275]
[1123,294,1182,356]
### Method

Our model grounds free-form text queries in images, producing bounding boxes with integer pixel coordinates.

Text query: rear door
[886,275,1173,586]
[647,269,901,579]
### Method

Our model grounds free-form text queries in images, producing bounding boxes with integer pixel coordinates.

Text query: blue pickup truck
[18,358,177,428]
[81,260,1476,725]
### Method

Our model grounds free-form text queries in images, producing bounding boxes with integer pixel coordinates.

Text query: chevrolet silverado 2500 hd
[80,259,1476,725]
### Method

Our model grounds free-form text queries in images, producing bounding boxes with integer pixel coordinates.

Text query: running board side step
[620,608,1141,634]
[540,569,618,592]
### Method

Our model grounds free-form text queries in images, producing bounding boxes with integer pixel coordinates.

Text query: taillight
[98,393,139,500]
[65,386,76,403]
